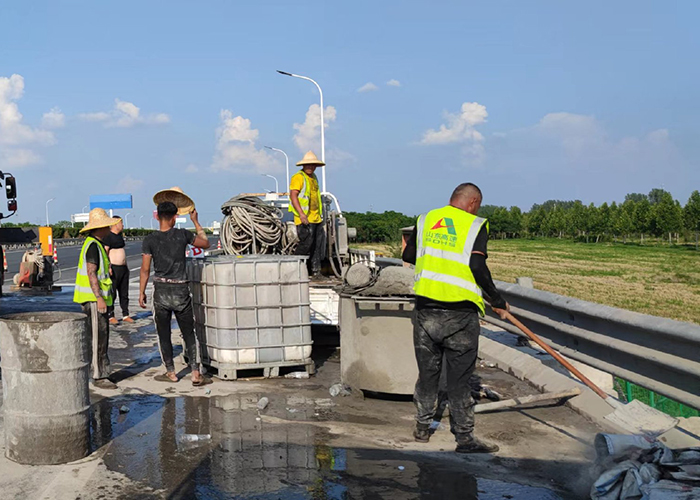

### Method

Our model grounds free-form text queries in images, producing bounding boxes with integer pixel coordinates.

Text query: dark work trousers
[295,222,326,275]
[152,282,204,372]
[107,264,130,318]
[81,302,111,380]
[413,307,480,440]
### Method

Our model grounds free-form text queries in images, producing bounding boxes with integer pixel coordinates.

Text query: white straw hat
[296,150,325,167]
[80,208,121,234]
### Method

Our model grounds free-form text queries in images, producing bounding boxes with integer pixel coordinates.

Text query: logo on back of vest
[430,218,457,235]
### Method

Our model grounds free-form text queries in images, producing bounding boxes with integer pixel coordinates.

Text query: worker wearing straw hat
[74,208,122,390]
[289,151,325,276]
[140,187,212,386]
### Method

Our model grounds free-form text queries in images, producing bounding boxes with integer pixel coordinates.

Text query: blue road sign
[90,194,133,210]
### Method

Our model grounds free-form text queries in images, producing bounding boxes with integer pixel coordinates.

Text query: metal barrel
[0,311,91,465]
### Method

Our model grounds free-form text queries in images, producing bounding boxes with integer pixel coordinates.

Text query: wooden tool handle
[504,311,609,400]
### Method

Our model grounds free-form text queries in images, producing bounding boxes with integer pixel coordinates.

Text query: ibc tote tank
[188,255,313,380]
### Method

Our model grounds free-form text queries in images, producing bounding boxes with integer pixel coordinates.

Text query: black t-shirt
[142,228,195,281]
[103,231,125,250]
[85,239,105,271]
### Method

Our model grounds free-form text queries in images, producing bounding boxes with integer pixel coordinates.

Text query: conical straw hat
[296,150,325,167]
[153,186,195,215]
[80,208,121,234]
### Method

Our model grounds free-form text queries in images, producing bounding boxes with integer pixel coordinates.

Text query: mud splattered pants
[413,307,480,440]
[295,222,325,275]
[81,302,111,380]
[152,282,205,373]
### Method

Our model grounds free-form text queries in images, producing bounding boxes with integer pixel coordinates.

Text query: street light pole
[139,215,144,228]
[46,198,55,226]
[264,146,290,193]
[150,218,154,230]
[125,213,131,229]
[82,205,88,213]
[276,70,326,193]
[262,174,279,194]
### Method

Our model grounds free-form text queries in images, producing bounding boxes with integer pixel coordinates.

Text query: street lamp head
[276,70,293,77]
[264,146,272,150]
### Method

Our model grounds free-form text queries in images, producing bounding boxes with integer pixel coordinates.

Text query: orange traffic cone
[3,251,7,272]
[53,247,58,265]
[217,240,221,250]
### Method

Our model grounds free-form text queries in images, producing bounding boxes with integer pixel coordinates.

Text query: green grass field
[487,238,700,324]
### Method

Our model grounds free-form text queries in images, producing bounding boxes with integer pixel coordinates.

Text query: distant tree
[648,188,672,205]
[634,198,652,241]
[54,220,72,228]
[624,193,647,204]
[527,207,546,236]
[616,200,636,242]
[506,206,524,236]
[489,207,510,237]
[684,190,700,233]
[477,205,500,219]
[651,192,683,243]
[584,203,600,242]
[567,200,586,237]
[597,202,612,239]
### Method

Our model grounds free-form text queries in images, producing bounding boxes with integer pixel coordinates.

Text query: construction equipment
[504,310,678,435]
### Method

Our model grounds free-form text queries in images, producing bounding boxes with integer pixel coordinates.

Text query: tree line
[482,189,700,244]
[344,189,700,245]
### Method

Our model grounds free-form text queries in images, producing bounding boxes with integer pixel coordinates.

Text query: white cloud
[292,104,354,167]
[293,104,337,153]
[185,163,200,174]
[490,112,681,182]
[421,102,488,145]
[41,107,66,129]
[0,149,42,168]
[115,175,145,193]
[79,99,170,128]
[420,102,488,164]
[0,74,56,168]
[211,109,279,174]
[357,82,379,93]
[387,79,401,87]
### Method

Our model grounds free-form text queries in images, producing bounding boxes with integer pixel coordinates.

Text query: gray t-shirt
[142,228,195,281]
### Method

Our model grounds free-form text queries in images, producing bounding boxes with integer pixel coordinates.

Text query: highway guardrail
[484,280,700,410]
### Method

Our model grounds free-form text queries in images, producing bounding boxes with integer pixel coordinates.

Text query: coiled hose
[220,195,295,255]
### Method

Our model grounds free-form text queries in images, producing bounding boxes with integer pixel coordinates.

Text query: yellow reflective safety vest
[414,205,489,315]
[289,171,323,219]
[73,236,113,305]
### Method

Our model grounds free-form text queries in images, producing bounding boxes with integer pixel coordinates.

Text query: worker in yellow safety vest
[289,150,325,276]
[74,208,121,390]
[403,182,510,454]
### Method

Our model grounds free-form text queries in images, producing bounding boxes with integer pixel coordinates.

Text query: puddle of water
[93,393,564,499]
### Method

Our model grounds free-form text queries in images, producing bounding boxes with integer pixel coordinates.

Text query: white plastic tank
[188,255,312,377]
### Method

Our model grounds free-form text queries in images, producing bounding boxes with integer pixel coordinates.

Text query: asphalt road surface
[2,237,218,288]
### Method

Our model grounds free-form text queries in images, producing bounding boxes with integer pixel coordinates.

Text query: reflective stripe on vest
[289,171,323,218]
[414,206,488,315]
[73,237,113,305]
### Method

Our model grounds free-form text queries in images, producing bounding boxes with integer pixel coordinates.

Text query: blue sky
[1,1,698,225]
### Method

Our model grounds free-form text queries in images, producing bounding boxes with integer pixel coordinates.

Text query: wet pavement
[91,393,563,499]
[0,284,600,499]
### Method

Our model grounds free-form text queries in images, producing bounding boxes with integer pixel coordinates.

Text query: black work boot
[413,423,431,443]
[455,436,499,454]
